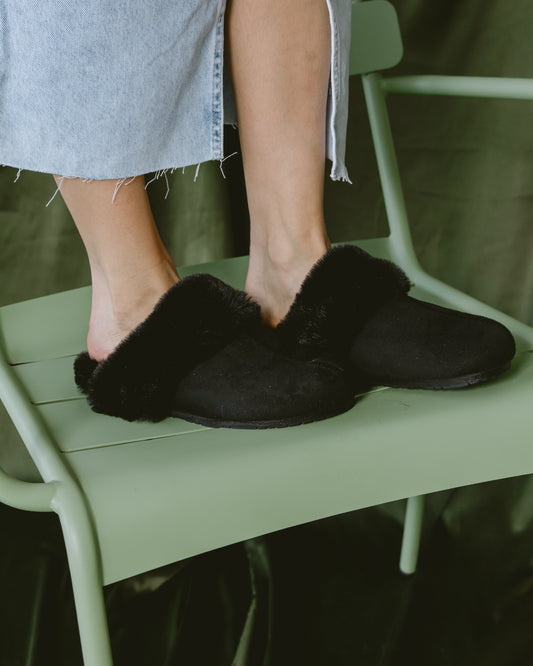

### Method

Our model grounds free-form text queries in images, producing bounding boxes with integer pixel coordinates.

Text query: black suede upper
[350,296,516,386]
[74,273,356,426]
[74,274,261,422]
[74,246,517,427]
[172,335,353,426]
[276,244,515,389]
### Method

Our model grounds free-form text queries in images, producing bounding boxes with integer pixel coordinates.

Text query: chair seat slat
[63,351,533,585]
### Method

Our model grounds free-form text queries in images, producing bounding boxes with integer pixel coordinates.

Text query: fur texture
[276,244,410,360]
[74,274,261,422]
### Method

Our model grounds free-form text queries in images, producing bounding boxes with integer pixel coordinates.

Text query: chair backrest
[350,0,403,76]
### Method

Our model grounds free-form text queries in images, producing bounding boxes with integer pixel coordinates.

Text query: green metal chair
[1,2,533,664]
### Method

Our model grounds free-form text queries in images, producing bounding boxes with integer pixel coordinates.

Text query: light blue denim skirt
[0,1,351,183]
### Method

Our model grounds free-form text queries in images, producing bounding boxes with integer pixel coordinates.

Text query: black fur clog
[74,274,355,428]
[276,245,515,390]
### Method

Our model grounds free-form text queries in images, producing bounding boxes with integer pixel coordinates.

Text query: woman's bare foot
[53,174,180,362]
[246,230,329,326]
[87,258,179,362]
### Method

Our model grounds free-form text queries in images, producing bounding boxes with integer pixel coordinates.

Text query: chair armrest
[381,75,533,100]
[0,462,57,512]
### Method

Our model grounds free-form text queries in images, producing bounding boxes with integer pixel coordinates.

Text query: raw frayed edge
[219,151,238,179]
[147,163,203,185]
[144,169,174,197]
[2,157,242,207]
[0,164,69,203]
[0,165,38,185]
[113,175,137,203]
[194,163,201,182]
[329,161,352,184]
[330,172,353,184]
[45,173,138,207]
[45,175,95,207]
[45,170,170,207]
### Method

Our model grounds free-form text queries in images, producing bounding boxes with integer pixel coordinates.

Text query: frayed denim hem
[0,151,241,207]
[0,0,352,199]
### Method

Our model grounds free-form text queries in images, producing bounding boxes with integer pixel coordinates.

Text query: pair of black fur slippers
[74,245,516,429]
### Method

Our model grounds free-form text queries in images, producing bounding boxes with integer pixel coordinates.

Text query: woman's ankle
[246,229,330,326]
[87,259,179,361]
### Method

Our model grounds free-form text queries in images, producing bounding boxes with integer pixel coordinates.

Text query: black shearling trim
[74,274,261,422]
[276,244,411,360]
[74,352,98,393]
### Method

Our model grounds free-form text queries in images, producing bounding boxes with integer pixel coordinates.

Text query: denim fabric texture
[0,1,351,182]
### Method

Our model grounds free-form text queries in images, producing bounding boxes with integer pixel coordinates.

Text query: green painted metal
[381,75,533,100]
[349,0,403,76]
[0,286,91,363]
[399,496,425,575]
[36,398,204,452]
[0,337,113,665]
[0,464,56,512]
[0,340,70,488]
[12,355,83,404]
[180,253,250,288]
[361,72,422,273]
[61,350,533,585]
[362,70,533,351]
[53,484,114,666]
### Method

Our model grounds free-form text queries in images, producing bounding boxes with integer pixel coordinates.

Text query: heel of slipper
[74,352,98,393]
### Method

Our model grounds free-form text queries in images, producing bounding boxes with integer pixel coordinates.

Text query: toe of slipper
[350,296,516,387]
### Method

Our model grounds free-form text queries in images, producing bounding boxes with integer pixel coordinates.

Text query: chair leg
[69,565,113,666]
[399,495,425,575]
[57,493,114,666]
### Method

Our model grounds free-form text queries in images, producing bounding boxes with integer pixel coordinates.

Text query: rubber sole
[369,362,512,391]
[172,362,512,428]
[171,396,356,430]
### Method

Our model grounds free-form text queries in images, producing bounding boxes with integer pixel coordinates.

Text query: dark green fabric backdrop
[1,0,532,664]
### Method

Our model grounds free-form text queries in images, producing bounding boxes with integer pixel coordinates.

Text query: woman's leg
[53,175,179,361]
[226,0,332,326]
[57,0,331,361]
